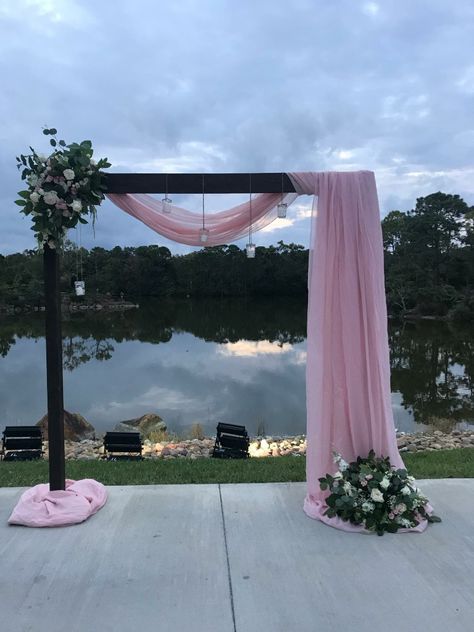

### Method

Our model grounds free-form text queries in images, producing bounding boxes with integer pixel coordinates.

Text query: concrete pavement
[0,480,473,632]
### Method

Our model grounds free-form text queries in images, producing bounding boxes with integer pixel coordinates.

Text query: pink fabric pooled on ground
[8,479,107,527]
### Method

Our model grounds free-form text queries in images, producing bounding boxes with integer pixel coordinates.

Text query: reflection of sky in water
[0,334,308,436]
[0,332,472,436]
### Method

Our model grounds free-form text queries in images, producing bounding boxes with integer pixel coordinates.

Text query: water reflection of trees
[63,337,114,371]
[389,320,474,429]
[0,297,307,367]
[4,303,472,429]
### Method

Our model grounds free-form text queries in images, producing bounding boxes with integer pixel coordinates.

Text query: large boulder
[37,410,96,442]
[114,413,167,439]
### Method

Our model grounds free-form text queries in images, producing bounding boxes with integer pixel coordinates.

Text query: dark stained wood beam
[103,172,296,194]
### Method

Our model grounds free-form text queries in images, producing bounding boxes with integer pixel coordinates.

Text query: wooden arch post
[45,172,296,490]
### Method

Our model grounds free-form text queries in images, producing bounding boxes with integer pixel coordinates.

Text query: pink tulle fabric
[289,172,429,533]
[8,479,107,527]
[107,191,298,247]
[106,171,431,534]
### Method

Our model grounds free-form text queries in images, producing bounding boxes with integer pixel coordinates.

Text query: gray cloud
[1,0,473,254]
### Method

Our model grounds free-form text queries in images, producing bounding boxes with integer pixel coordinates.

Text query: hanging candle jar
[74,280,86,296]
[199,228,209,243]
[246,243,256,258]
[277,202,287,218]
[162,196,172,213]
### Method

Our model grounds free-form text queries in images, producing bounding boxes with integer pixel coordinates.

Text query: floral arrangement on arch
[15,128,111,249]
[319,450,441,535]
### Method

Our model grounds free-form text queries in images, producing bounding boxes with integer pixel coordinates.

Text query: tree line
[1,192,473,319]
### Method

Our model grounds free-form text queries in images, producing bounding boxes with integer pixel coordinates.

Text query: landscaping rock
[113,413,167,439]
[38,429,473,461]
[37,410,95,441]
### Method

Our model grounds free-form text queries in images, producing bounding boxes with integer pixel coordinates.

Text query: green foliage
[15,128,111,249]
[0,241,309,309]
[0,448,473,487]
[382,192,474,318]
[319,450,441,535]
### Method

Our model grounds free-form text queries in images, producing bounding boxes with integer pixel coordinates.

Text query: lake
[0,298,473,437]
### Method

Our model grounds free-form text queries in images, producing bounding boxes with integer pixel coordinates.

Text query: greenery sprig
[319,450,441,535]
[15,128,111,249]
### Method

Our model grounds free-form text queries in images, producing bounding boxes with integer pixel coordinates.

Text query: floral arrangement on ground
[15,127,111,249]
[319,450,441,535]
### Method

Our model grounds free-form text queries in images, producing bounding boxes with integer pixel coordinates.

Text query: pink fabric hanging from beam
[107,191,298,247]
[289,171,428,532]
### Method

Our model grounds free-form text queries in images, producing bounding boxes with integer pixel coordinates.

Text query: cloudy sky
[1,0,473,254]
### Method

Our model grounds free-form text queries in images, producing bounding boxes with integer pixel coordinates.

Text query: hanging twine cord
[249,173,252,244]
[202,174,205,230]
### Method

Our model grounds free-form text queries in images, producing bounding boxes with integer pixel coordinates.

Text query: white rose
[401,486,412,496]
[38,189,44,195]
[28,175,38,186]
[90,159,96,166]
[343,482,353,495]
[43,191,59,205]
[370,488,384,503]
[71,200,82,212]
[63,169,75,181]
[37,153,47,163]
[362,501,375,513]
[380,477,390,490]
[30,192,40,204]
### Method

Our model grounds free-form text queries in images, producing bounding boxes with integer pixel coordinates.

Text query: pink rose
[365,474,373,480]
[388,512,395,520]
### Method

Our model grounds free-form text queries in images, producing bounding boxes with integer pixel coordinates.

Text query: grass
[0,448,474,487]
[0,448,473,488]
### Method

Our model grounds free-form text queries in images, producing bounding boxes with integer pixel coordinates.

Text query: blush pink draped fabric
[289,171,429,533]
[8,479,107,527]
[107,171,430,534]
[107,191,298,247]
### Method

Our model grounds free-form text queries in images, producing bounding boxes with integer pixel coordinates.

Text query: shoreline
[37,429,474,461]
